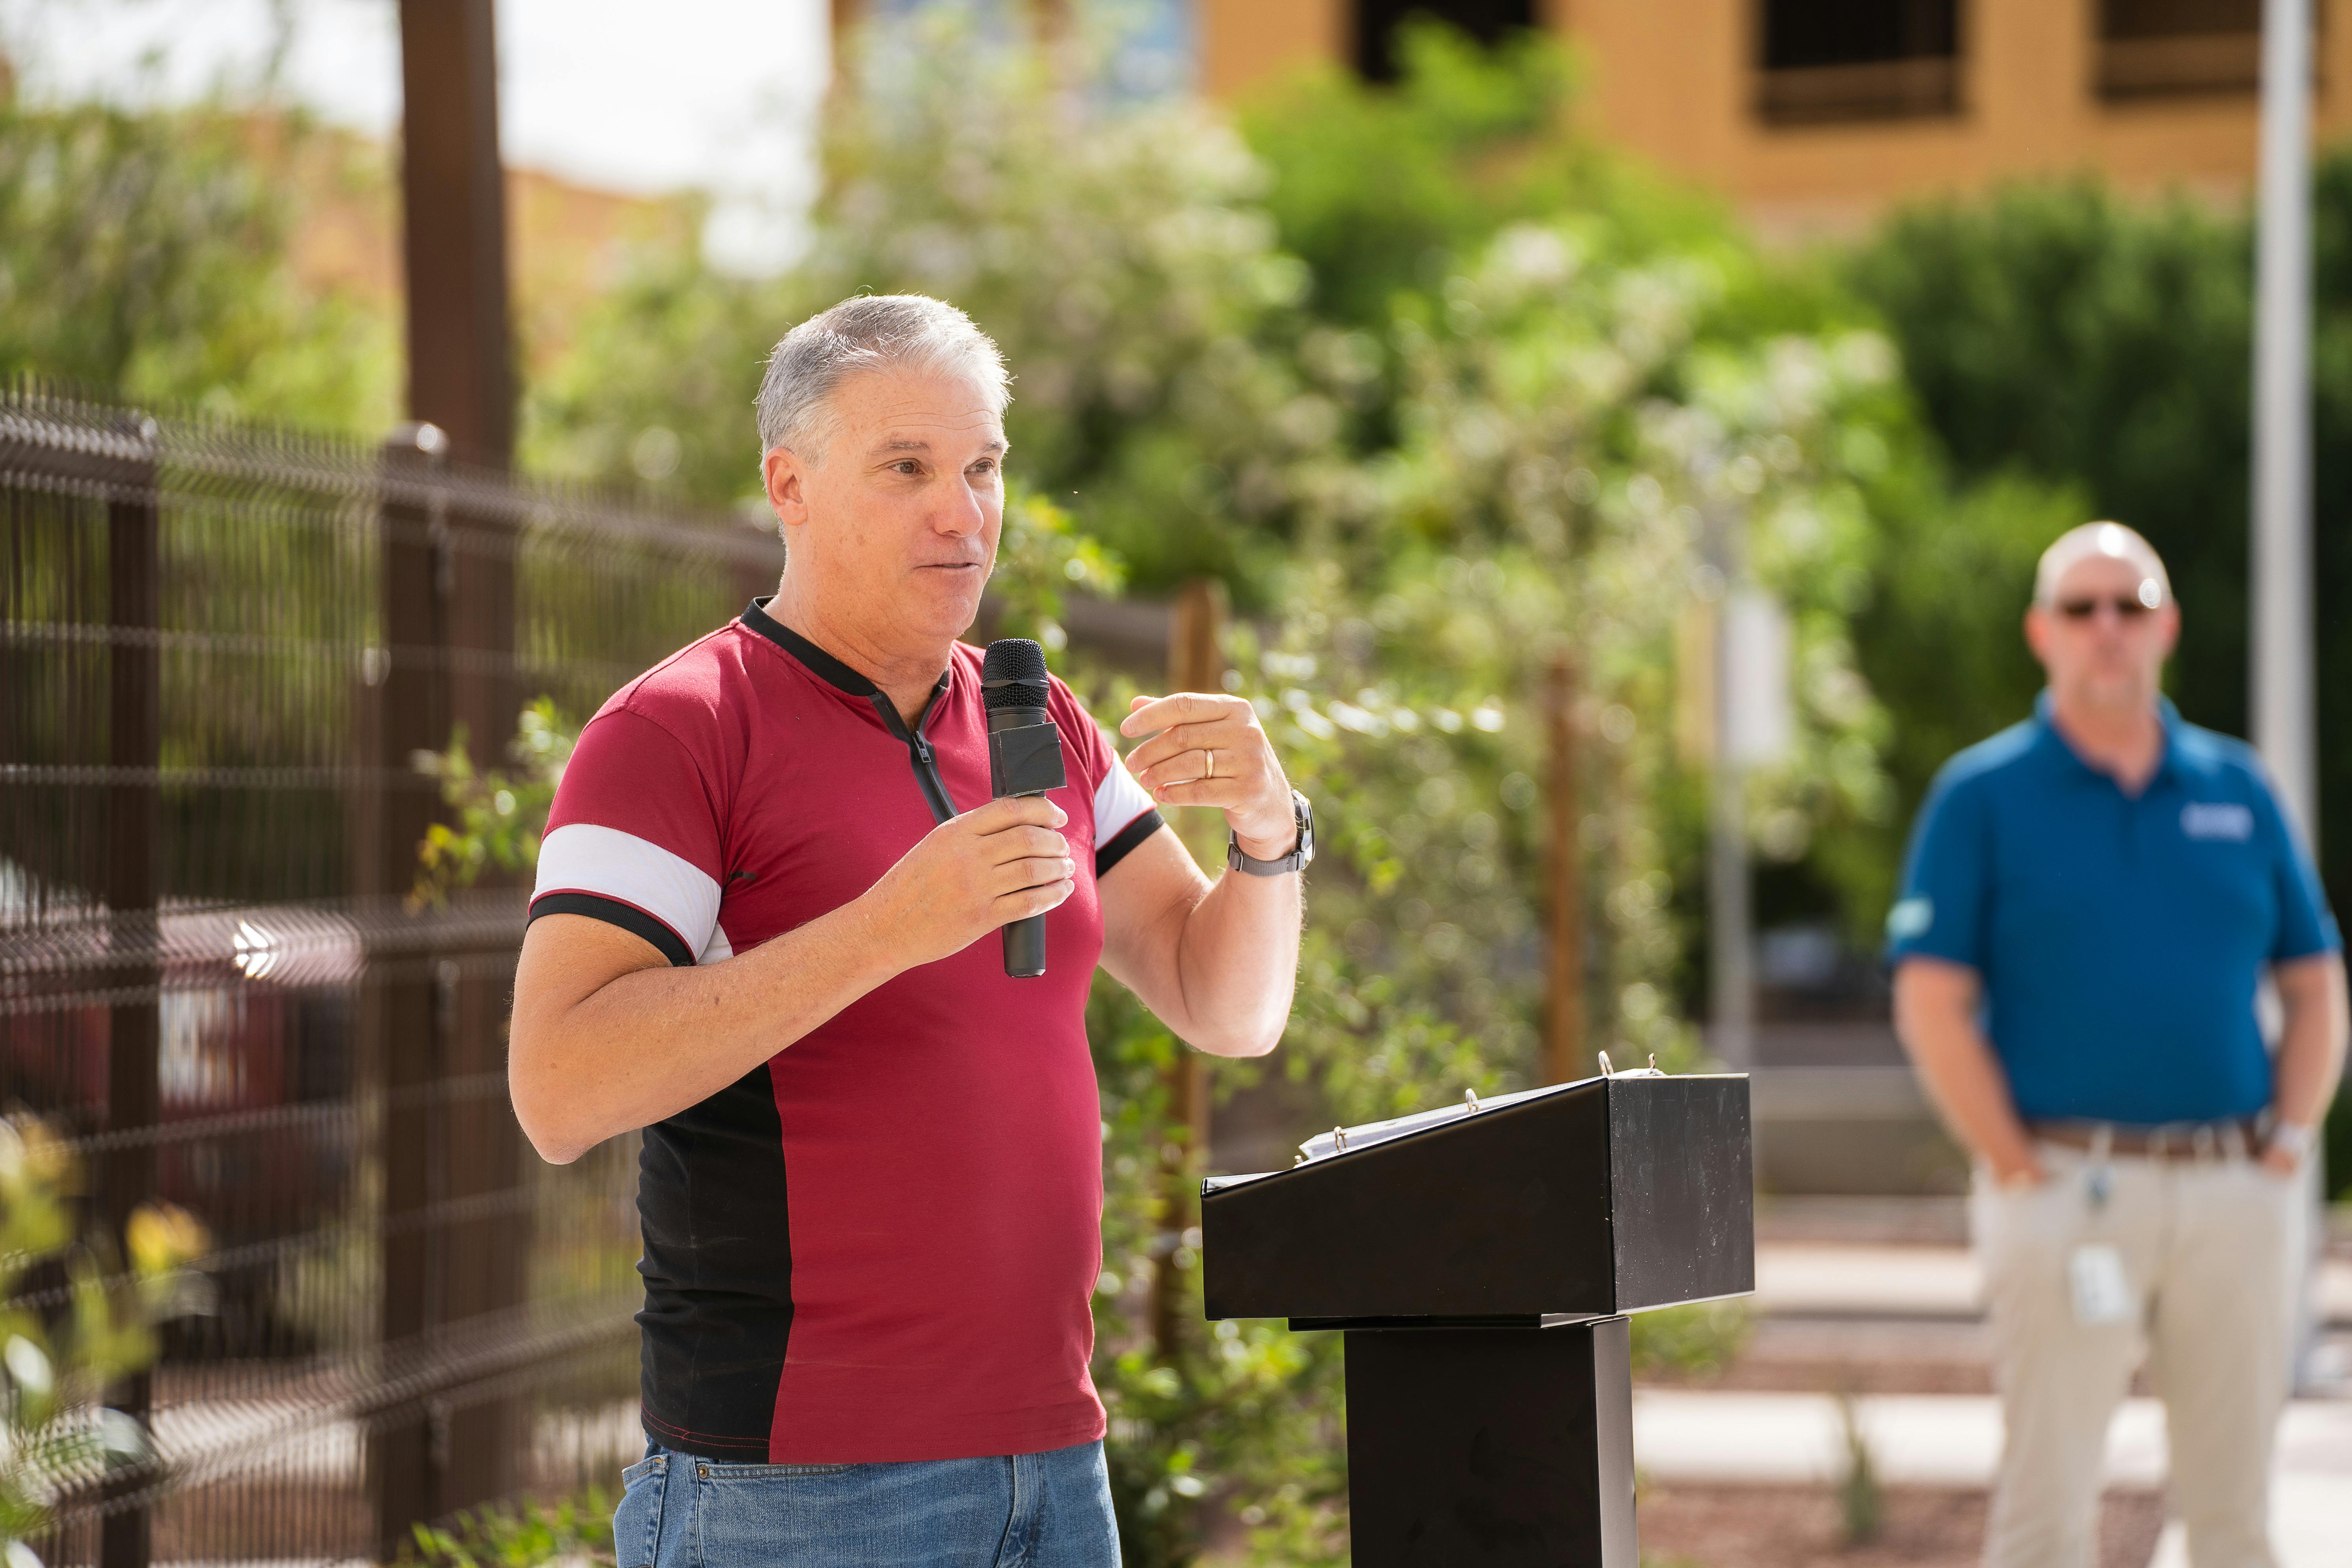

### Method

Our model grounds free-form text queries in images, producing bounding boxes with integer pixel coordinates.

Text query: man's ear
[763,448,809,531]
[2022,604,2051,667]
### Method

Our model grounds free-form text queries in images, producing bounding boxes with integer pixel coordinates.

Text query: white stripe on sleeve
[533,823,721,960]
[1093,752,1156,849]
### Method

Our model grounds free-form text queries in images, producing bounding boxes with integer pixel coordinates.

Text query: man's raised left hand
[1120,692,1296,861]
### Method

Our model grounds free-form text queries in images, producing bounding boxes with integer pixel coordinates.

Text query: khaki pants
[1973,1138,2307,1568]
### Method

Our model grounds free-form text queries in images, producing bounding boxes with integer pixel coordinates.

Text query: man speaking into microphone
[506,294,1308,1568]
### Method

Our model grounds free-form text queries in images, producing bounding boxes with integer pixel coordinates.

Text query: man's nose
[933,476,988,536]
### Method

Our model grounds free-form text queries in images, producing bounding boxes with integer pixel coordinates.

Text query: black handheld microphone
[981,638,1068,979]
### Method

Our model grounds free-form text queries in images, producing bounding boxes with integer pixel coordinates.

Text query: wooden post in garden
[363,430,527,1551]
[1151,580,1225,1361]
[1542,652,1587,1086]
[1030,0,1072,39]
[375,7,528,1547]
[434,477,525,1521]
[398,0,514,471]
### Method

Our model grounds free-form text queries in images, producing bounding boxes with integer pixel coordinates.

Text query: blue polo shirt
[1886,693,2339,1125]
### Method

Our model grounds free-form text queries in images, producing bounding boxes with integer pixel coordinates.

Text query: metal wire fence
[1,384,786,1566]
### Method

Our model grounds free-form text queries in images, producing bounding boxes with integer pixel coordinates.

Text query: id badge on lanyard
[2068,1126,2136,1327]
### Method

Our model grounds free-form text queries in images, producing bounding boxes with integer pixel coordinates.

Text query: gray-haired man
[505,295,1313,1566]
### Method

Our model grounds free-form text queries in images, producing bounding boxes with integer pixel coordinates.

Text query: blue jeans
[614,1440,1122,1568]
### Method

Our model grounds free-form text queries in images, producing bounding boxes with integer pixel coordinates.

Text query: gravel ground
[1635,1483,2166,1568]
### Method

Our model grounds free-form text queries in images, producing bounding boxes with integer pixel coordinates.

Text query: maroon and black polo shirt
[529,598,1162,1464]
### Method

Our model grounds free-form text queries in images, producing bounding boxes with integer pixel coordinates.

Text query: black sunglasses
[2054,594,2156,621]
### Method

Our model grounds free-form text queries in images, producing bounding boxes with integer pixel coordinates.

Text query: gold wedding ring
[1203,748,1216,781]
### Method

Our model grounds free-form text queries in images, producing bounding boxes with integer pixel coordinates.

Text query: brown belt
[2030,1118,2264,1162]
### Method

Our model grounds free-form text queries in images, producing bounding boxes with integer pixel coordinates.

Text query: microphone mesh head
[981,638,1050,710]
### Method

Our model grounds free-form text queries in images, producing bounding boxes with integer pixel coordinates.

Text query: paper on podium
[1294,1068,1666,1165]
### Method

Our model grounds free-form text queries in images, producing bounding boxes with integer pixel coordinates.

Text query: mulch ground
[1671,1356,1997,1396]
[1635,1484,2167,1568]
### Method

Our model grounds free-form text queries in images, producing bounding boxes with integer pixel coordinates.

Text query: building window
[1352,0,1536,84]
[1756,0,1962,127]
[2097,0,2268,101]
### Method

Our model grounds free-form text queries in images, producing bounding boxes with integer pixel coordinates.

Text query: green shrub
[0,1119,210,1568]
[1835,1388,1883,1545]
[406,1490,615,1568]
[1628,1300,1754,1382]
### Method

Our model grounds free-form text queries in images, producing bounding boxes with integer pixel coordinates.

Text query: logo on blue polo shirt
[2180,802,2254,842]
[1887,896,1933,940]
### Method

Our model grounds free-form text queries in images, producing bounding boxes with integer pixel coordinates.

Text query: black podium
[1201,1069,1752,1567]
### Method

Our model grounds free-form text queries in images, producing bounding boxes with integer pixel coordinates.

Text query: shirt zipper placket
[869,691,957,826]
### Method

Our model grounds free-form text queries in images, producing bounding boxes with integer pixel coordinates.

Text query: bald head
[2023,520,2179,725]
[2034,521,2170,610]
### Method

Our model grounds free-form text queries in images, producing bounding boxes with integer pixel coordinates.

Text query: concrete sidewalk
[1633,1389,2352,1565]
[1629,1238,2352,1562]
[1753,1241,2352,1324]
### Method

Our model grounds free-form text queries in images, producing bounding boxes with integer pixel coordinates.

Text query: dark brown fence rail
[1,384,786,1566]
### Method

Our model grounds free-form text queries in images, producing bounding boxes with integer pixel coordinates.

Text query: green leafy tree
[1237,21,1721,337]
[1849,180,2253,815]
[529,11,1324,597]
[1254,211,1901,1100]
[0,92,393,427]
[1850,166,2352,1187]
[520,230,774,511]
[1851,470,2090,849]
[1236,24,1580,333]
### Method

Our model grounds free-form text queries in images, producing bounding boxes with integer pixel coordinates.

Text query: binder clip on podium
[1201,1057,1754,1567]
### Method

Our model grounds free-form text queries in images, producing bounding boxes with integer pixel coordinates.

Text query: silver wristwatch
[1227,791,1314,876]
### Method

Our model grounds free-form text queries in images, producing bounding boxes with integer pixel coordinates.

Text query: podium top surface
[1201,1071,1754,1324]
[1290,1074,1630,1165]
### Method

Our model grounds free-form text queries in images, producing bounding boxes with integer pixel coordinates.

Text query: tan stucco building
[1199,0,2352,235]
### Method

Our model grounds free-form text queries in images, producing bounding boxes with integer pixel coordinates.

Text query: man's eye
[892,461,921,475]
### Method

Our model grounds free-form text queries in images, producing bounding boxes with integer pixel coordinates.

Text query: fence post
[99,416,160,1568]
[1542,652,1587,1085]
[1150,580,1225,1362]
[391,0,530,1480]
[368,425,450,1557]
[434,467,525,1520]
[364,425,527,1551]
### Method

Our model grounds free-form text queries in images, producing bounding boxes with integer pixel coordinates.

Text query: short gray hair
[754,294,1010,460]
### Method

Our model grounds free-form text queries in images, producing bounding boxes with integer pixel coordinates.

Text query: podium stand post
[1345,1318,1636,1568]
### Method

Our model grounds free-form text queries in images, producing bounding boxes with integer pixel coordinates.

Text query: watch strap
[1227,791,1312,876]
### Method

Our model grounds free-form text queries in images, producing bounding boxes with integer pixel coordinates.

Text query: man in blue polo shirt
[1889,522,2346,1568]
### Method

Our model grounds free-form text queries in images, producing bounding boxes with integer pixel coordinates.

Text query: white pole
[2253,0,2315,840]
[1707,514,1753,1085]
[2253,0,2330,1397]
[1708,751,1752,1075]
